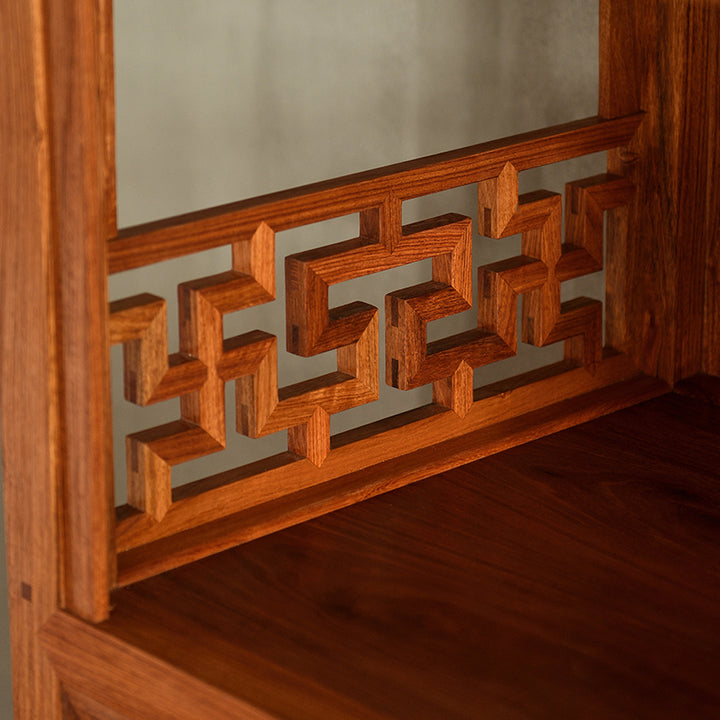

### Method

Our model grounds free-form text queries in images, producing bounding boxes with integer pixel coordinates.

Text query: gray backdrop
[1,2,599,716]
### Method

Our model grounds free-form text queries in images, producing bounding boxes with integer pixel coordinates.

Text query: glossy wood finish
[108,114,642,273]
[116,361,664,586]
[43,393,720,720]
[47,0,116,622]
[3,2,720,718]
[1,0,115,716]
[0,1,63,717]
[111,149,638,579]
[601,0,720,383]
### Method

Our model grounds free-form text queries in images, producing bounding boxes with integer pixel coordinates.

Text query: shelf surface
[72,393,720,718]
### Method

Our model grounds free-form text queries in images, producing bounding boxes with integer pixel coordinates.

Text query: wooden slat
[47,0,116,620]
[115,367,667,585]
[108,113,643,273]
[0,1,63,717]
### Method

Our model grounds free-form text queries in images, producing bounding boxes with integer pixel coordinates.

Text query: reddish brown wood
[45,394,720,720]
[702,10,720,376]
[109,295,207,405]
[674,373,720,406]
[115,368,666,585]
[477,171,631,376]
[4,4,720,718]
[601,0,720,384]
[46,0,116,622]
[105,100,638,553]
[0,1,63,717]
[558,174,634,281]
[63,690,133,720]
[108,114,643,273]
[111,255,275,519]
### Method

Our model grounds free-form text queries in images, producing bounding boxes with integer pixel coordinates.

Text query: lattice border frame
[105,113,652,585]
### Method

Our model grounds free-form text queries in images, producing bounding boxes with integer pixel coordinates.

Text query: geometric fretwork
[109,222,276,521]
[109,164,633,524]
[110,220,380,520]
[381,163,634,419]
[476,162,634,380]
[286,207,473,417]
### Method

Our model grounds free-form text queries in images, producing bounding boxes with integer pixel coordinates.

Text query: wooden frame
[2,1,719,718]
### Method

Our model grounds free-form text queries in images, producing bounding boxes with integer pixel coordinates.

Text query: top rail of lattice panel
[108,113,642,274]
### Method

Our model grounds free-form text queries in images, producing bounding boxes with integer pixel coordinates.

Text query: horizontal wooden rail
[116,368,668,586]
[108,111,645,584]
[116,352,648,555]
[109,113,643,273]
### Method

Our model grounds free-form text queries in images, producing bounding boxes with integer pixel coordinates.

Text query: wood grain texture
[110,143,635,571]
[47,393,720,720]
[601,0,720,383]
[115,367,666,585]
[108,114,643,273]
[701,6,720,376]
[111,248,275,519]
[558,174,634,281]
[112,232,381,515]
[673,373,720,406]
[477,170,633,376]
[63,690,134,720]
[0,1,63,717]
[46,0,116,621]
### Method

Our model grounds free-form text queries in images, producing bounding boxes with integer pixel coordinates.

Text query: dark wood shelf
[50,393,720,719]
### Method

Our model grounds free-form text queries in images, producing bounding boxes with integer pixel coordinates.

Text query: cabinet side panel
[0,0,62,718]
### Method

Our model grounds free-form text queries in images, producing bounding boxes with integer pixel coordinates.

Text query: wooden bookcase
[2,1,719,718]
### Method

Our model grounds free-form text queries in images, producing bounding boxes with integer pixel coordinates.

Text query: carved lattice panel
[105,115,644,580]
[110,169,632,523]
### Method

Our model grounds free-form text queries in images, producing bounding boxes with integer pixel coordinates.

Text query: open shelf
[45,392,720,719]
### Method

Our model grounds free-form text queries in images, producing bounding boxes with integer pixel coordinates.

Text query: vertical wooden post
[46,0,116,623]
[1,0,115,717]
[601,0,720,384]
[1,1,64,717]
[700,7,720,377]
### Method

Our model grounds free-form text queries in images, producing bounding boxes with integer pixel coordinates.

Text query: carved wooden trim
[108,114,640,577]
[108,114,642,273]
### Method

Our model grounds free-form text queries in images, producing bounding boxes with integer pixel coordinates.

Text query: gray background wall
[1,2,598,716]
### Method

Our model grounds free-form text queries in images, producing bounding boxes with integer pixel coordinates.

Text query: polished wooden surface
[116,368,665,586]
[601,0,720,383]
[4,2,720,717]
[108,114,642,273]
[45,393,720,719]
[47,0,116,622]
[109,115,640,578]
[0,1,63,716]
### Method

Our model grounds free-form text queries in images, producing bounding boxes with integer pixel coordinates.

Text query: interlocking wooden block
[108,294,207,406]
[286,204,475,416]
[235,310,378,467]
[285,199,405,357]
[110,224,276,521]
[110,168,633,521]
[477,167,634,375]
[385,190,551,416]
[557,174,635,281]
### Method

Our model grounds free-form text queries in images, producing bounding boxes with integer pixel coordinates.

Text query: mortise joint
[21,582,32,602]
